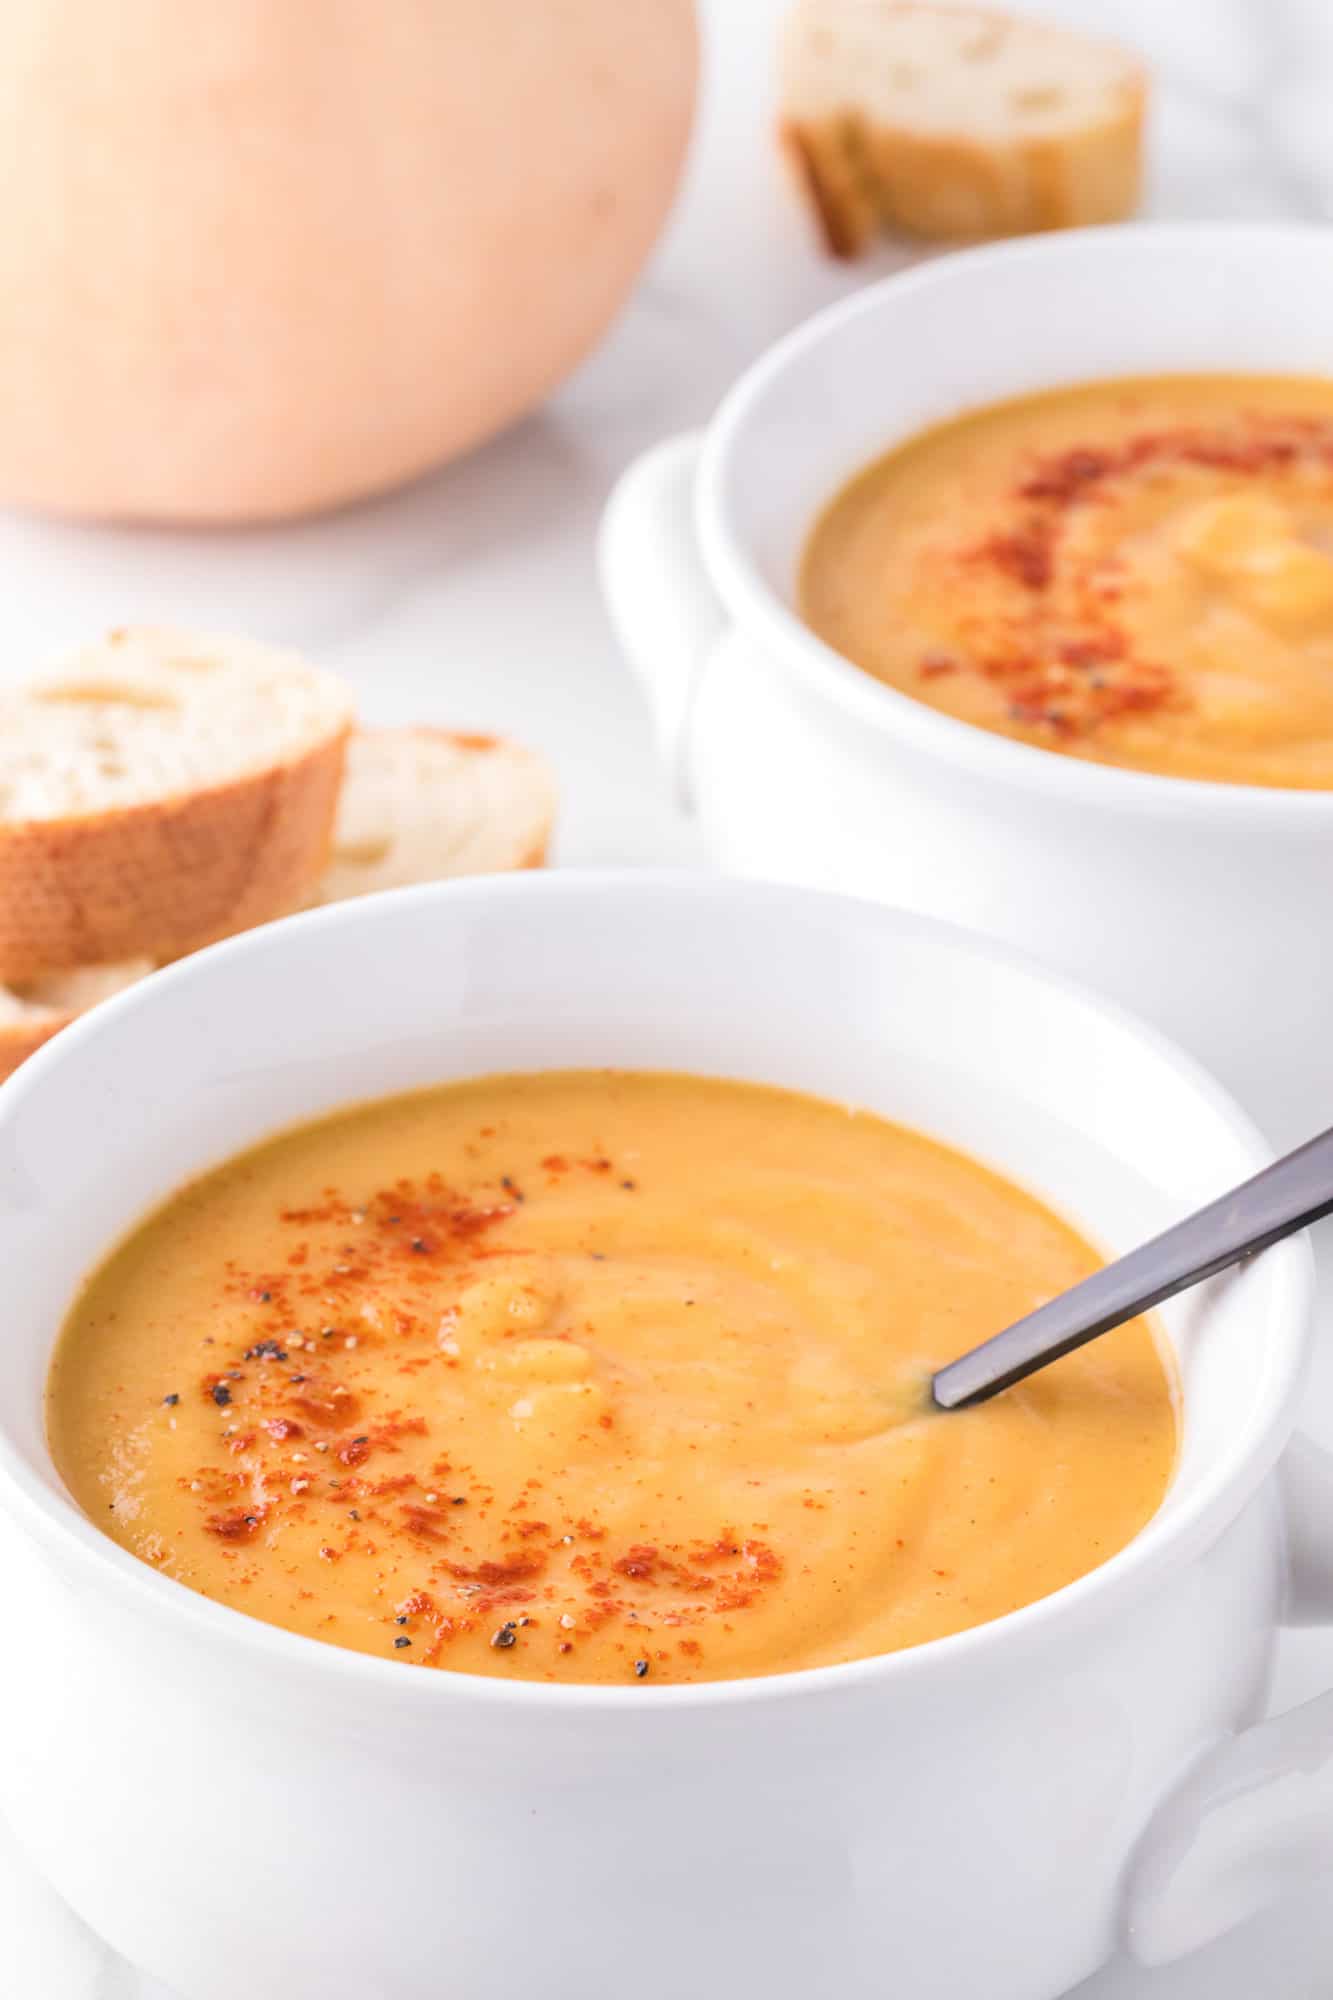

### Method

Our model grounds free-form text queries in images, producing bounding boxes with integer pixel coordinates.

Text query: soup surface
[802,374,1333,788]
[50,1071,1175,1683]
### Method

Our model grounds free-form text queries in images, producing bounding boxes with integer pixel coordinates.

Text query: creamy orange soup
[802,374,1333,788]
[49,1071,1175,1684]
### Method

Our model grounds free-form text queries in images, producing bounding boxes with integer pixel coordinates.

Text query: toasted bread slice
[0,959,152,1083]
[0,727,555,1083]
[780,1,1145,254]
[315,728,556,905]
[0,626,353,980]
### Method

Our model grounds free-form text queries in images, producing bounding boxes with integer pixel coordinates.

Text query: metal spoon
[931,1122,1333,1412]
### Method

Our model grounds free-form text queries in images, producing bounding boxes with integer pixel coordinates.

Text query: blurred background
[1,0,1327,874]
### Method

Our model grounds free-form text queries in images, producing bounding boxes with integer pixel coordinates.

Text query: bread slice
[314,728,556,905]
[780,2,1146,255]
[0,626,353,981]
[0,959,152,1083]
[0,727,556,1083]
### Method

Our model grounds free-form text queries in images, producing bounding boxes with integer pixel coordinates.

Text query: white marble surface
[9,0,1333,1992]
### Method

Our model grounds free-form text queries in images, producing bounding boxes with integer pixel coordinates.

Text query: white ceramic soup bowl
[601,223,1333,1152]
[0,871,1331,2000]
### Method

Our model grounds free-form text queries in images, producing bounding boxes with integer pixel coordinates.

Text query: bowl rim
[697,219,1333,825]
[0,869,1314,1712]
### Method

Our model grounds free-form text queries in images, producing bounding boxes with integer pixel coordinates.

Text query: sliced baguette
[0,960,152,1083]
[0,626,353,981]
[780,1,1146,255]
[314,727,556,905]
[0,727,556,1082]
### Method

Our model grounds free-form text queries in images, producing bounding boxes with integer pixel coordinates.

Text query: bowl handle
[599,431,725,809]
[1125,1432,1333,1964]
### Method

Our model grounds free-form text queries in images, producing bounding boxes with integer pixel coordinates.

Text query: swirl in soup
[49,1070,1175,1683]
[802,374,1333,788]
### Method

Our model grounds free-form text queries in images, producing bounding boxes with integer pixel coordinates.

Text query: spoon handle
[932,1123,1333,1411]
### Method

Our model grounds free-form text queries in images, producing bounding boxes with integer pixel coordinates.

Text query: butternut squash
[0,0,697,522]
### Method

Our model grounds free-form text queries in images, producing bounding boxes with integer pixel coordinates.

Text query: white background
[8,1,1333,1991]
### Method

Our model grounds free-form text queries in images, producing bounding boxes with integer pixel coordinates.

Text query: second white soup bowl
[1,874,1333,1997]
[602,224,1333,1149]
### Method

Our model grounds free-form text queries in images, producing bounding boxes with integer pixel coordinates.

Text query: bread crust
[0,1009,70,1084]
[781,4,1145,256]
[0,724,552,1077]
[781,118,881,258]
[0,724,349,981]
